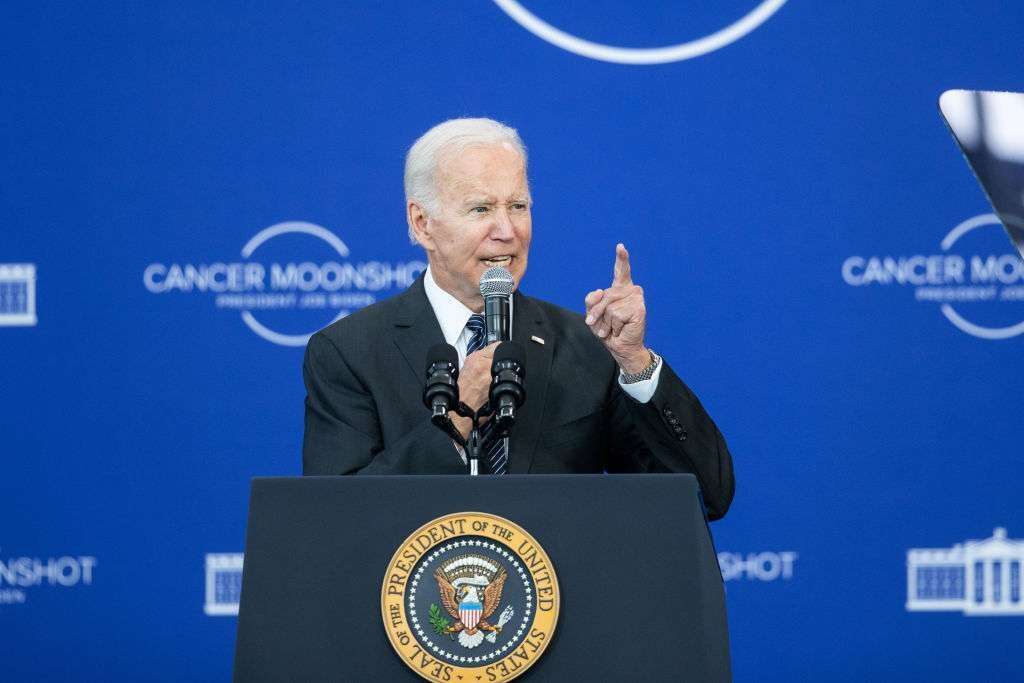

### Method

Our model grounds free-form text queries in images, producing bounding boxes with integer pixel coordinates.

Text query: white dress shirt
[422,267,660,403]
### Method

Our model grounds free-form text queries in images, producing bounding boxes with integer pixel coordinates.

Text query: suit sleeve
[606,360,735,520]
[302,331,465,476]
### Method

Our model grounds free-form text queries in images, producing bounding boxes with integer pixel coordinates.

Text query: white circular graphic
[241,221,349,347]
[492,0,788,64]
[940,213,1024,340]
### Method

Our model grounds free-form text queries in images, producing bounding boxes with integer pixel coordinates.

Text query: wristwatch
[620,349,661,384]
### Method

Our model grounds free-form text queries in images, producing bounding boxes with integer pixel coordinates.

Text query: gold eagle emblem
[434,554,510,649]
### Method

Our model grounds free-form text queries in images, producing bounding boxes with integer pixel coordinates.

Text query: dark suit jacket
[302,276,735,519]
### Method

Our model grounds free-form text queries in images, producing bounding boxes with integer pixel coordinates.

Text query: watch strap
[620,349,661,384]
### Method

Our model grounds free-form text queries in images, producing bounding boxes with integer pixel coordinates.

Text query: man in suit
[302,118,734,520]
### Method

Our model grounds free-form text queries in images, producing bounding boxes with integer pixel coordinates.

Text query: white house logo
[718,551,797,582]
[906,528,1023,616]
[492,0,787,65]
[841,213,1024,340]
[143,222,426,347]
[0,263,37,327]
[205,552,243,616]
[0,550,97,605]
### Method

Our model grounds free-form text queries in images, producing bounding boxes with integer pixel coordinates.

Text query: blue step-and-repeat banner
[3,2,1023,680]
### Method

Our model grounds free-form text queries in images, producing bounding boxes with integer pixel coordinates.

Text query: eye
[510,202,528,211]
[470,206,489,214]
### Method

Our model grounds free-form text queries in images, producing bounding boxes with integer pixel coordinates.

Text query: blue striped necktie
[464,314,507,475]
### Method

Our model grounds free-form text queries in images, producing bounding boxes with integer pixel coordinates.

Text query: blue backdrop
[3,2,1023,680]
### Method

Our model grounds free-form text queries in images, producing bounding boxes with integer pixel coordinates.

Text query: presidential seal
[381,512,560,682]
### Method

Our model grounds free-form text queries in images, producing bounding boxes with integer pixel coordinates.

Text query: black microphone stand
[431,402,508,476]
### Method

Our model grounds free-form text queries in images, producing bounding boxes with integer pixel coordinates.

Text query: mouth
[481,255,514,269]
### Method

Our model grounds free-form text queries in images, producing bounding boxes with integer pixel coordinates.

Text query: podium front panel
[234,473,729,681]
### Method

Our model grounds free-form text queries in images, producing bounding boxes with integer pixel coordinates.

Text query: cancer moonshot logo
[0,550,97,605]
[718,550,797,582]
[841,214,1024,340]
[144,222,426,346]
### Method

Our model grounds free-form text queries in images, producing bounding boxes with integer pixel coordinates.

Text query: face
[409,143,532,311]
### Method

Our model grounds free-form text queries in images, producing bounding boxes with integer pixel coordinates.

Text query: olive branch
[428,603,452,639]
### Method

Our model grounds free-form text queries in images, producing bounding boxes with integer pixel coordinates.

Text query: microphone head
[425,343,459,375]
[492,341,526,374]
[490,341,526,411]
[479,266,515,299]
[424,343,460,412]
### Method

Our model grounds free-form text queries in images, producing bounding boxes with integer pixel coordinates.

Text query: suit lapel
[393,276,445,391]
[509,292,553,474]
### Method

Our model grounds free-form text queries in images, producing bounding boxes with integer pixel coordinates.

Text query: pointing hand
[584,243,650,374]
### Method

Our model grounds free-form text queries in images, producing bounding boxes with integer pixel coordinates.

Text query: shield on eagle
[459,600,483,630]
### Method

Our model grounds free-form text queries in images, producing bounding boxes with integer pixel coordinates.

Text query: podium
[234,474,730,681]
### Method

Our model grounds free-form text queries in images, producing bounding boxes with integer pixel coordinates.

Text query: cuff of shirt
[618,360,662,403]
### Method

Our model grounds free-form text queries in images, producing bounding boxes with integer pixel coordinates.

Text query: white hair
[404,118,528,242]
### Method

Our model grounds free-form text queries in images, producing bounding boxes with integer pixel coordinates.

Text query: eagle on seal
[434,554,509,649]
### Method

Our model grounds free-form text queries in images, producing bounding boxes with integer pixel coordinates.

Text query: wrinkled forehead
[435,142,529,199]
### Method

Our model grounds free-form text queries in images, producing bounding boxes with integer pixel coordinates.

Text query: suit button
[668,417,679,426]
[672,424,683,434]
[663,407,674,417]
[678,430,688,441]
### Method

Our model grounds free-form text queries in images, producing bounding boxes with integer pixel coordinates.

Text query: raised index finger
[612,242,633,286]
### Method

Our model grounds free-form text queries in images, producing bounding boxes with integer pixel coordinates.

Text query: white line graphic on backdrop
[0,550,97,605]
[0,264,37,327]
[840,213,1024,340]
[718,551,797,581]
[492,0,788,65]
[205,553,243,616]
[240,221,349,347]
[907,528,1024,616]
[939,214,1024,339]
[143,222,426,347]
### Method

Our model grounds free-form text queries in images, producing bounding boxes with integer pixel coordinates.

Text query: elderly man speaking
[302,118,734,520]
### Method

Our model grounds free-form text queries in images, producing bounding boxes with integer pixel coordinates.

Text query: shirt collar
[423,266,476,346]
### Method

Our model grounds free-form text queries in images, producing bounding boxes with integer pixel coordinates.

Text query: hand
[584,243,650,374]
[451,341,499,439]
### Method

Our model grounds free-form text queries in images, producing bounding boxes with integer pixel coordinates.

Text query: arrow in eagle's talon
[486,605,515,643]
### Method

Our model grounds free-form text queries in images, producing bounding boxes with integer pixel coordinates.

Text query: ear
[407,201,434,251]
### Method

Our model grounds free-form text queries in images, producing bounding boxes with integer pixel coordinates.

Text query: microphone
[489,341,526,428]
[423,343,460,421]
[479,266,514,343]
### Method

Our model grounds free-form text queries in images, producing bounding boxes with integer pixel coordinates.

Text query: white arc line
[492,0,788,65]
[940,305,1024,340]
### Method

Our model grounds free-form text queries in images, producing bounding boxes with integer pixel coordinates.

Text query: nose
[490,207,515,240]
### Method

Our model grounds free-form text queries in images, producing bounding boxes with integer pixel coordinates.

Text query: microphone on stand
[490,341,526,429]
[422,270,524,476]
[479,266,514,343]
[423,343,460,423]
